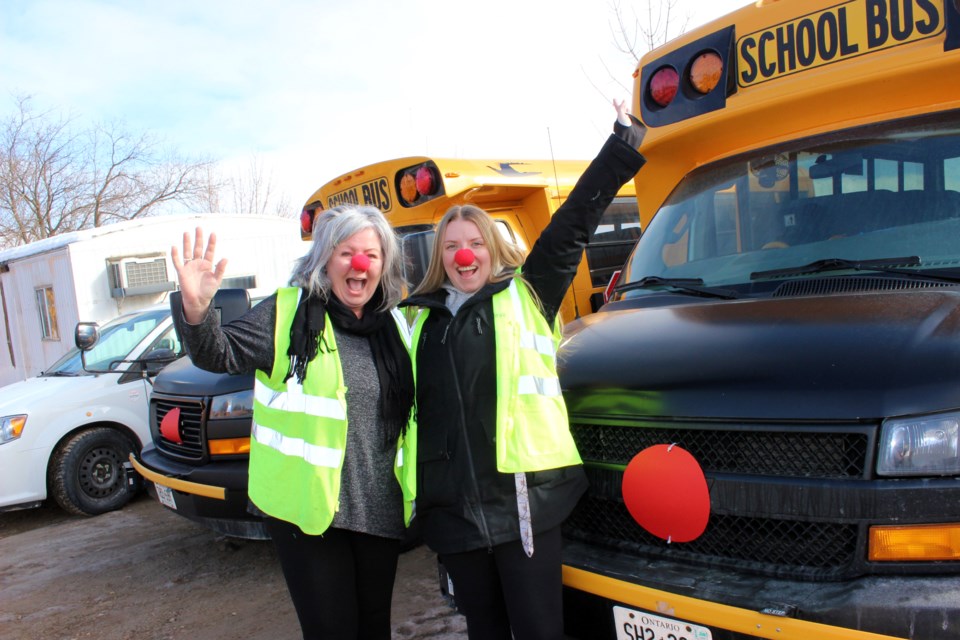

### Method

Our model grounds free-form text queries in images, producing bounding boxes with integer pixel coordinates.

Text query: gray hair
[289,205,405,310]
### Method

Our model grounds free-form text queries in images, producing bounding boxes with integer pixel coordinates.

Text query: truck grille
[565,468,858,581]
[152,397,205,460]
[573,422,868,478]
[566,422,870,580]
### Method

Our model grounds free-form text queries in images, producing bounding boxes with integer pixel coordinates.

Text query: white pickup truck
[0,306,181,515]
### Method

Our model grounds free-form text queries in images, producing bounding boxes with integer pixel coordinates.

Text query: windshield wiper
[614,275,739,299]
[751,256,926,280]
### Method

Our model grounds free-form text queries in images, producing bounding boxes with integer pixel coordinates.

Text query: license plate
[613,605,712,640]
[154,483,177,510]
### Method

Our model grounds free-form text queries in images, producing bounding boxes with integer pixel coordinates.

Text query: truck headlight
[209,390,254,420]
[0,414,27,444]
[877,413,960,476]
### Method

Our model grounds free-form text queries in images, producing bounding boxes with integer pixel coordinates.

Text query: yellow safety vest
[249,287,416,535]
[410,279,581,474]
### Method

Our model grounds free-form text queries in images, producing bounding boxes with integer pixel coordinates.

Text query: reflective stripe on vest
[253,381,347,421]
[251,422,342,468]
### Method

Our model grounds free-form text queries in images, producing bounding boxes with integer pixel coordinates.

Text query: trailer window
[35,286,59,341]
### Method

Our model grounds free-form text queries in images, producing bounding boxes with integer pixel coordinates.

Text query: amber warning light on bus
[639,25,735,127]
[397,161,445,208]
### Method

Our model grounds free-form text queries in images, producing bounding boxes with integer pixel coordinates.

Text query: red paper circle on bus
[454,248,475,267]
[622,444,710,543]
[351,253,371,272]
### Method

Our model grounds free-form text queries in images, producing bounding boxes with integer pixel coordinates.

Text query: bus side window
[585,197,641,286]
[493,219,523,249]
[401,230,435,290]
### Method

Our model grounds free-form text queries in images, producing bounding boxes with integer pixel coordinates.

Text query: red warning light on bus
[650,66,680,107]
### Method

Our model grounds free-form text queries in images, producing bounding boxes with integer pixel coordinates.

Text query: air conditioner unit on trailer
[108,255,176,298]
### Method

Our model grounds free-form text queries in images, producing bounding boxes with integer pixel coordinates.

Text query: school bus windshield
[620,110,960,295]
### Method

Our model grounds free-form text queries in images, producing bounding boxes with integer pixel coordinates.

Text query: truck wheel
[48,428,142,516]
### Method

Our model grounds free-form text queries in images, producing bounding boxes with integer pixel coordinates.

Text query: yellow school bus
[299,156,639,322]
[559,0,960,639]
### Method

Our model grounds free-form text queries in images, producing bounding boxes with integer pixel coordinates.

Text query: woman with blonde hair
[413,203,526,295]
[402,100,647,640]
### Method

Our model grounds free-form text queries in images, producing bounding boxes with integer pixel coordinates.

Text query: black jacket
[402,134,646,554]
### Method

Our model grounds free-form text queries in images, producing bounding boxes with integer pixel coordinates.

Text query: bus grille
[152,397,205,460]
[567,422,869,580]
[572,422,868,478]
[564,475,858,581]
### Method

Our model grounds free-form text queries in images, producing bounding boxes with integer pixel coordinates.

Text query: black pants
[265,518,401,640]
[439,525,564,640]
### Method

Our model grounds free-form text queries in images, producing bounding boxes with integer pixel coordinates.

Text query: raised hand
[171,227,228,324]
[613,97,647,150]
[613,98,632,126]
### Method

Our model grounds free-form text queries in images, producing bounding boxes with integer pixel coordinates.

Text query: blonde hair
[413,204,526,295]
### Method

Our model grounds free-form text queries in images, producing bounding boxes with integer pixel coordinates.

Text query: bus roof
[301,156,594,211]
[635,0,960,158]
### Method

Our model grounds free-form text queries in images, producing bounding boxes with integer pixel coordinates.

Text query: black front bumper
[561,540,960,640]
[134,447,267,540]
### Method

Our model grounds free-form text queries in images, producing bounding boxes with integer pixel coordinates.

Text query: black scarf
[286,288,414,444]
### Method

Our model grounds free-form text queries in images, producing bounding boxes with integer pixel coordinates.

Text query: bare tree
[589,0,691,99]
[0,97,83,245]
[227,154,293,218]
[0,95,219,247]
[611,0,690,63]
[191,163,226,215]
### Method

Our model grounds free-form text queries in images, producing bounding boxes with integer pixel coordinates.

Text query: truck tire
[48,428,142,516]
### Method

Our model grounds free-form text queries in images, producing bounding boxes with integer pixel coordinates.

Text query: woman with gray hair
[171,205,416,640]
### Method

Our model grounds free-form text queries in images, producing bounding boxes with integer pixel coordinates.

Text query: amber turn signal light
[869,523,960,561]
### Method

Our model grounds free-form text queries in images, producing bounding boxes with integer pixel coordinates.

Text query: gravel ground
[0,494,467,640]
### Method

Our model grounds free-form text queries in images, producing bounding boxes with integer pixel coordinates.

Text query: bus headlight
[877,413,960,476]
[209,390,254,420]
[0,414,27,444]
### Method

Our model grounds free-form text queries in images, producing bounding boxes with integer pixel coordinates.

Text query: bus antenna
[547,127,561,200]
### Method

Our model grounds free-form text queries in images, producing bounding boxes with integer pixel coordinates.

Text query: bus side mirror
[143,348,178,376]
[170,288,251,339]
[604,270,622,304]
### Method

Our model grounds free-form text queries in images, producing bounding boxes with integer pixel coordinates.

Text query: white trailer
[0,214,304,387]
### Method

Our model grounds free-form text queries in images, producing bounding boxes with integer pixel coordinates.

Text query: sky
[0,0,749,214]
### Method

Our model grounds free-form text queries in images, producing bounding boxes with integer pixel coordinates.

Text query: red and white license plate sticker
[613,605,712,640]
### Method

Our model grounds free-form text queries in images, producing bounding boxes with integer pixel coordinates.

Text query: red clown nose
[454,248,475,267]
[351,254,371,272]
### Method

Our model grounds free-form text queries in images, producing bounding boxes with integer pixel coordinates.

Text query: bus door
[578,196,643,314]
